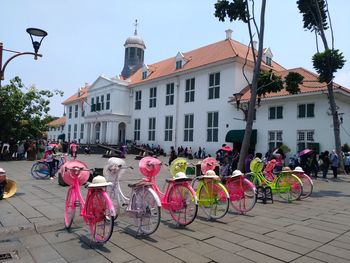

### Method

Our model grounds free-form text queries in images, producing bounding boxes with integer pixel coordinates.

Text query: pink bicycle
[141,157,198,226]
[62,160,115,243]
[198,157,256,214]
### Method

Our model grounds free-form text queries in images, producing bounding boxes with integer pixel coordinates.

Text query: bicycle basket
[200,157,217,175]
[170,158,187,178]
[139,156,161,178]
[61,160,89,186]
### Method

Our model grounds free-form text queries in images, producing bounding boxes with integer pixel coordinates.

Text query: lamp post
[232,92,261,121]
[0,28,48,87]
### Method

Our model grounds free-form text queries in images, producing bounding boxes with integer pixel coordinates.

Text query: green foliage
[257,70,283,96]
[0,77,63,142]
[280,144,291,154]
[312,49,345,83]
[297,0,328,33]
[214,0,249,23]
[285,72,304,94]
[257,70,304,96]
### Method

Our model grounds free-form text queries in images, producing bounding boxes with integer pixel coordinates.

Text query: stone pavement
[0,154,350,263]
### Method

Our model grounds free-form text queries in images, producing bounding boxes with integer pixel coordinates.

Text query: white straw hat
[88,175,112,188]
[231,170,244,178]
[293,166,304,173]
[174,172,187,180]
[203,170,219,179]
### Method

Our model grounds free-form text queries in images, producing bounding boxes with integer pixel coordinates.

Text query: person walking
[43,146,55,180]
[330,150,339,179]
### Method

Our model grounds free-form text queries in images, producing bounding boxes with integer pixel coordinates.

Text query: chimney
[225,29,233,40]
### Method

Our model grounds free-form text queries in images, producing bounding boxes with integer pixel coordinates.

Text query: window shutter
[307,104,314,117]
[298,104,305,118]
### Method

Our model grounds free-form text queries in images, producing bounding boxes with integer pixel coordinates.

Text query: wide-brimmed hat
[293,166,304,173]
[203,170,219,179]
[174,172,188,180]
[88,175,112,188]
[3,179,17,199]
[231,170,244,178]
[0,168,6,174]
[281,167,292,173]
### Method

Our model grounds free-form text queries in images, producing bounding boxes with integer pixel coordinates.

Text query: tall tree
[215,0,304,170]
[297,0,345,165]
[0,77,63,141]
[215,0,267,170]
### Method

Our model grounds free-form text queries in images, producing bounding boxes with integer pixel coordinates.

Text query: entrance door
[95,122,101,143]
[118,122,126,144]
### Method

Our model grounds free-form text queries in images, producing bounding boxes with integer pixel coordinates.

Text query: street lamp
[232,92,261,121]
[0,27,48,86]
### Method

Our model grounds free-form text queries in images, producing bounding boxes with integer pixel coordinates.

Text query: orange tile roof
[237,67,349,101]
[48,116,66,127]
[129,39,286,86]
[62,87,88,105]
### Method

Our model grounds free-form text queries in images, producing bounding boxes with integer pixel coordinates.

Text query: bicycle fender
[147,187,162,207]
[102,191,117,217]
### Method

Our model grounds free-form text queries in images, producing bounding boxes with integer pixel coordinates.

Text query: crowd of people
[213,144,350,181]
[0,139,79,162]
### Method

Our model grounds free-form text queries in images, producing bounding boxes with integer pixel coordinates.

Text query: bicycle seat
[166,177,192,183]
[128,181,153,188]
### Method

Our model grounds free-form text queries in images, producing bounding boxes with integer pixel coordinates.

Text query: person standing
[344,152,350,174]
[272,148,285,173]
[320,151,330,179]
[70,141,78,159]
[330,150,339,179]
[169,146,177,165]
[197,147,202,159]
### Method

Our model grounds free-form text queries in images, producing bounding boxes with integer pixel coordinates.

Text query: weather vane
[134,19,138,35]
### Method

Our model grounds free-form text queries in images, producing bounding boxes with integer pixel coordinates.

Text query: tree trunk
[237,0,266,171]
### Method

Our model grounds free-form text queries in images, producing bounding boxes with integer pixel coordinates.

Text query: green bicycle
[247,159,303,202]
[191,158,230,220]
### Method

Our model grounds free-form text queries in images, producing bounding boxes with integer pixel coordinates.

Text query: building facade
[52,29,350,159]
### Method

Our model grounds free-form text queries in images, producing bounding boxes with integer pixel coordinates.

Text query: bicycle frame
[68,171,116,223]
[148,175,197,211]
[105,159,161,236]
[64,165,115,243]
[108,168,161,214]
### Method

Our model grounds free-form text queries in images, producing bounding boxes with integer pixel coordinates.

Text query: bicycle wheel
[226,177,256,214]
[167,184,198,226]
[299,174,313,199]
[275,173,302,202]
[31,162,50,179]
[198,180,229,220]
[85,190,114,243]
[64,187,76,229]
[130,187,161,236]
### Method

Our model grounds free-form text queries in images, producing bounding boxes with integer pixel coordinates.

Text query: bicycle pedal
[74,200,80,207]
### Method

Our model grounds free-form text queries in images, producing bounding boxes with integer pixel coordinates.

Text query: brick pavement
[0,154,350,263]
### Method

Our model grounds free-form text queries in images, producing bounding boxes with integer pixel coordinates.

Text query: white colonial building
[52,28,350,158]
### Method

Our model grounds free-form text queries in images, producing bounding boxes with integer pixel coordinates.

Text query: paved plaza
[0,154,350,263]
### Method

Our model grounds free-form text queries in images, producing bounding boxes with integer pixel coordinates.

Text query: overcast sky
[1,0,349,117]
